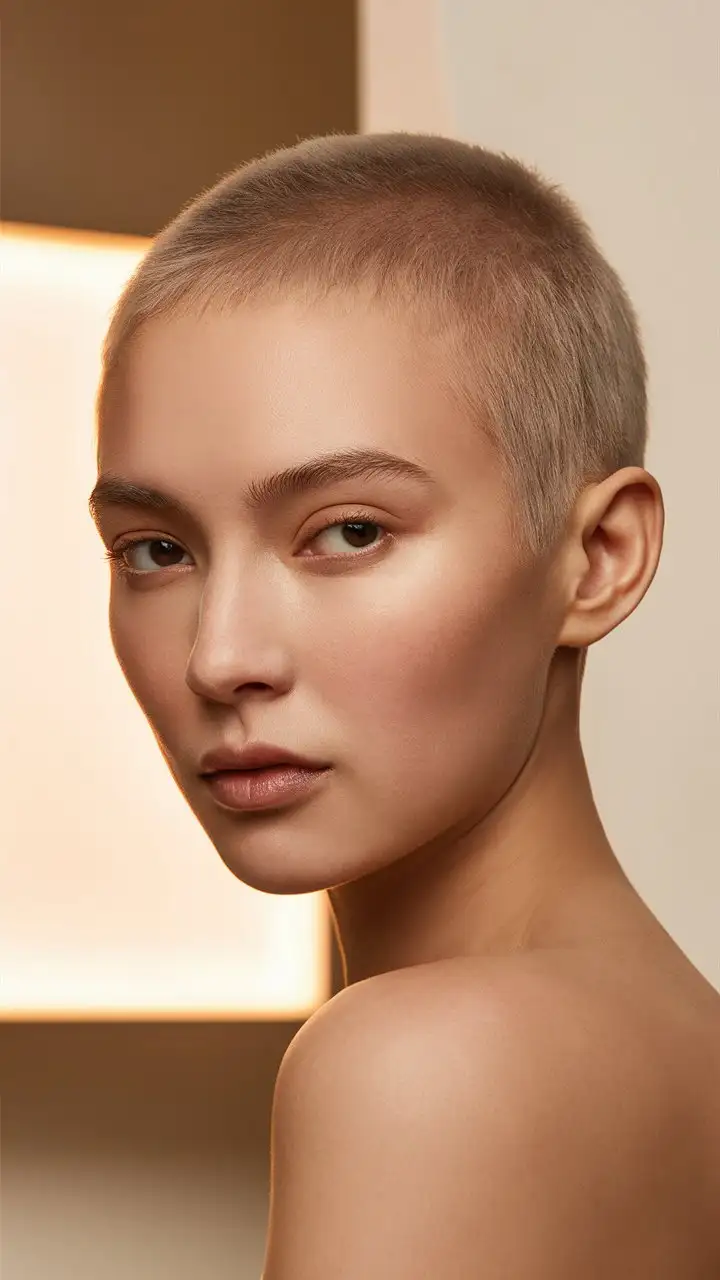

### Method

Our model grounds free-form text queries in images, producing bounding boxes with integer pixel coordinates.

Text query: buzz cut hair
[96,131,647,557]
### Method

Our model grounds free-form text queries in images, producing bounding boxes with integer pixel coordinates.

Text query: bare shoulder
[266,947,720,1279]
[347,944,720,1183]
[288,938,720,1092]
[279,941,720,1156]
[267,959,604,1279]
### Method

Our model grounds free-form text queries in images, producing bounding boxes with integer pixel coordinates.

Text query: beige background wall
[362,0,720,989]
[2,4,718,1279]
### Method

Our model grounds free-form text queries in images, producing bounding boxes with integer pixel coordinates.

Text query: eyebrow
[87,447,436,525]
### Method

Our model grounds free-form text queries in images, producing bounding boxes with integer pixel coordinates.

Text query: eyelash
[103,509,390,580]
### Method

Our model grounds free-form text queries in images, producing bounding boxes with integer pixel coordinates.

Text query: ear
[556,467,664,650]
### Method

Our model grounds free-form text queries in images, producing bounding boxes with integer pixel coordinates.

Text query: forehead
[107,295,449,428]
[98,295,500,501]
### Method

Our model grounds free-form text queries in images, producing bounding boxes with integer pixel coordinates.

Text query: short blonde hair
[97,131,647,555]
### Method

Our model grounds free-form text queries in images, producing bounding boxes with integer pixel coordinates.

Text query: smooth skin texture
[92,293,720,1277]
[266,956,720,1278]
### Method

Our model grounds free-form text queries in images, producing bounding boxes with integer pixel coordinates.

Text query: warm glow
[0,223,330,1019]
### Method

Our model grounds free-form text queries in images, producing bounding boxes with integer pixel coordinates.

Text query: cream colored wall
[360,0,720,989]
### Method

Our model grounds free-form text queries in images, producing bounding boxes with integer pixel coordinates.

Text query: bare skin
[293,936,720,1278]
[265,656,720,1276]
[91,291,720,1276]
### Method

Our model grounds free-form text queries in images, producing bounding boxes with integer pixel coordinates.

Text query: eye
[104,537,191,577]
[304,512,388,557]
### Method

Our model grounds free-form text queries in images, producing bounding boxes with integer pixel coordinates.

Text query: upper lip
[199,742,330,775]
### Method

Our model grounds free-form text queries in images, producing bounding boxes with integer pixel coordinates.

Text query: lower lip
[202,765,331,811]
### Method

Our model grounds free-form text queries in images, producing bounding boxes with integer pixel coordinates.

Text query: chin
[196,811,387,897]
[213,843,343,896]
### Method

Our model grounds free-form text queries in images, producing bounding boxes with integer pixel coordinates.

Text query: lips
[198,741,330,776]
[202,760,331,811]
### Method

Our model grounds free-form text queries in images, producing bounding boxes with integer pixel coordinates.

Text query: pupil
[153,539,181,565]
[344,522,377,548]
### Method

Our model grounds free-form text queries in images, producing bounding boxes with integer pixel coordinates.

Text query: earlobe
[556,467,664,651]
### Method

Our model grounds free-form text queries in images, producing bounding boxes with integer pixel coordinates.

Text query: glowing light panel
[0,224,330,1019]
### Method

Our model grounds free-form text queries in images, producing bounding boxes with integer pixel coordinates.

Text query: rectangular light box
[0,223,331,1019]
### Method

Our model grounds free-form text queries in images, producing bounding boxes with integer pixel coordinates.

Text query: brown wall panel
[1,0,357,235]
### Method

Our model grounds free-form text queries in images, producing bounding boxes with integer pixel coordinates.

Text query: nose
[184,574,293,706]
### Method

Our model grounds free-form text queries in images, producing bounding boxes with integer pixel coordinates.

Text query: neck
[327,650,650,989]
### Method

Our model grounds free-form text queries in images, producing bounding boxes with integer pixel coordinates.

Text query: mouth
[202,763,331,811]
[198,741,331,775]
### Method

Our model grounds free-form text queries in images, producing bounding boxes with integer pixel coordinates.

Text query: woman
[88,132,720,1277]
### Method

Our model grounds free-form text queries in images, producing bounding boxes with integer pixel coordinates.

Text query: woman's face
[94,294,564,894]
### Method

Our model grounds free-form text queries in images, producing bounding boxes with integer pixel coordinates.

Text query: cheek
[313,565,552,813]
[109,598,186,737]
